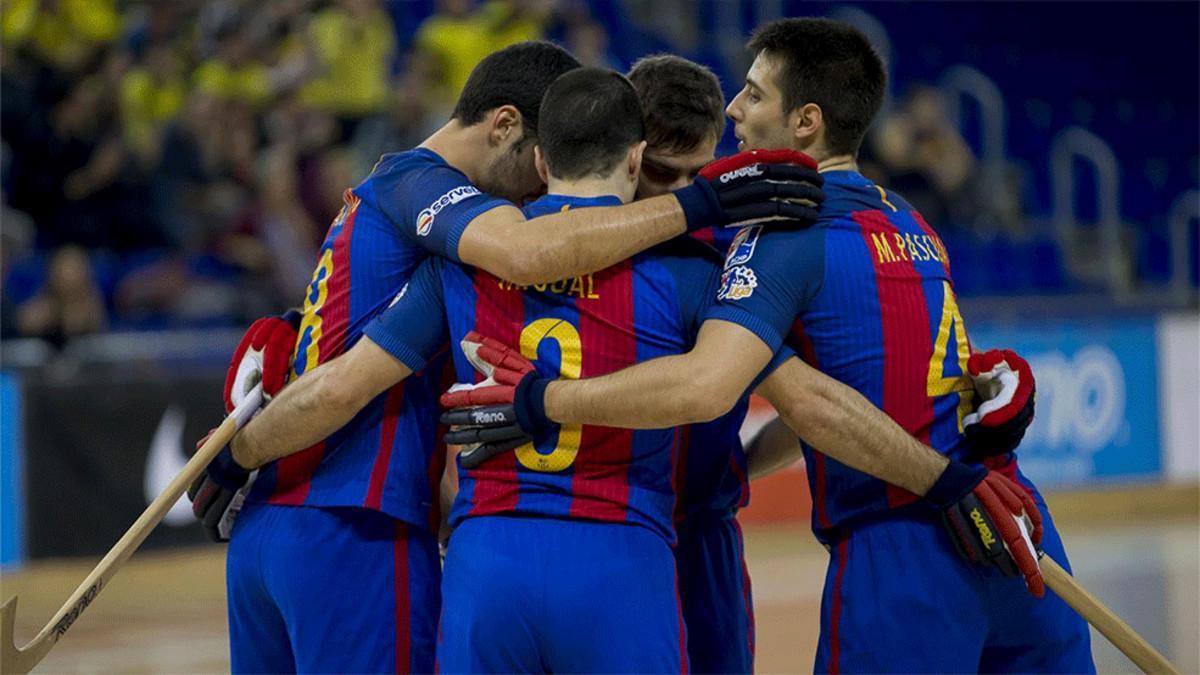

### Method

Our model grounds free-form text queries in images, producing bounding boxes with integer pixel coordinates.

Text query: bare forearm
[544,353,713,428]
[543,321,773,429]
[231,338,409,468]
[460,196,686,286]
[759,359,949,495]
[231,363,365,468]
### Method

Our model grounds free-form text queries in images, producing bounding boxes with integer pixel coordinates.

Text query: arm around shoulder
[543,319,774,428]
[457,196,686,286]
[231,337,412,468]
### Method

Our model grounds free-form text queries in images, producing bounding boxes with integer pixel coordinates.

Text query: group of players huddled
[185,16,1096,674]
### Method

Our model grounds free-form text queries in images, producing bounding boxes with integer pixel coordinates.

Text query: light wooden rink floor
[2,509,1196,673]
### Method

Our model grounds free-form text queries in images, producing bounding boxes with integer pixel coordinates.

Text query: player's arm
[442,225,819,435]
[543,319,771,427]
[754,357,949,494]
[231,338,410,468]
[188,336,412,542]
[458,196,689,286]
[190,261,450,542]
[455,150,823,285]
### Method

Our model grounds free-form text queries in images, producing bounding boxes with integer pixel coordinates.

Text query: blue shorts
[814,483,1094,673]
[438,515,687,673]
[676,514,754,673]
[226,502,441,673]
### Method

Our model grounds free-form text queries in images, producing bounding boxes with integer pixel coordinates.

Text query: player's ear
[792,102,822,150]
[488,105,522,146]
[627,140,646,182]
[534,144,549,184]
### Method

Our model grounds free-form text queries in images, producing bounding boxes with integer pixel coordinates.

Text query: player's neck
[816,154,857,173]
[420,121,492,186]
[545,174,634,203]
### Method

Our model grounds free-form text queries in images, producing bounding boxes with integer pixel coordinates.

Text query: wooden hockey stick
[1041,554,1179,674]
[0,384,262,674]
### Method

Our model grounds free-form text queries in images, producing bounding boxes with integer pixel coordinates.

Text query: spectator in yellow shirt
[119,44,186,166]
[2,0,121,72]
[299,0,396,121]
[414,0,550,104]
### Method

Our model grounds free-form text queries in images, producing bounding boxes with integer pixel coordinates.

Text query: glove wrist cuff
[209,448,252,491]
[513,374,553,433]
[925,460,988,509]
[672,182,720,232]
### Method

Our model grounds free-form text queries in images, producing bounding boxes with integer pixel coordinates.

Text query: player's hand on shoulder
[187,428,255,543]
[963,348,1036,460]
[673,148,825,232]
[224,309,302,413]
[438,332,554,469]
[924,460,1045,597]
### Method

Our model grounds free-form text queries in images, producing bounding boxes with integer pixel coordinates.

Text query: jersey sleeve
[749,344,798,391]
[363,257,450,372]
[704,226,825,353]
[374,161,511,262]
[655,238,726,339]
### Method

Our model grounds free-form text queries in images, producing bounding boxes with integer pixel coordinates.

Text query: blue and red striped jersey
[707,170,974,542]
[366,193,728,544]
[674,398,751,525]
[246,148,509,532]
[674,227,752,524]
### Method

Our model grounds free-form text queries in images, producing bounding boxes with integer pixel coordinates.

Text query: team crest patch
[416,185,482,236]
[718,265,758,300]
[724,225,762,268]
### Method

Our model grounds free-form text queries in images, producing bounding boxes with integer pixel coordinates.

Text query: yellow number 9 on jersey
[514,318,583,472]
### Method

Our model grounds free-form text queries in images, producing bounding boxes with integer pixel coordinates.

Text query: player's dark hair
[451,41,581,138]
[626,55,725,154]
[748,18,886,155]
[537,67,646,181]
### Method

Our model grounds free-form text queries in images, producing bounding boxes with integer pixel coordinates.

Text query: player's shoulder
[357,148,473,194]
[640,234,724,282]
[819,170,917,223]
[647,234,725,266]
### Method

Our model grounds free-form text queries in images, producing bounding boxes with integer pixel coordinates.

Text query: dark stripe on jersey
[427,361,455,531]
[366,385,407,509]
[466,270,524,515]
[268,441,325,506]
[271,206,358,503]
[671,425,691,524]
[790,317,833,529]
[570,261,636,522]
[317,204,356,361]
[854,210,931,508]
[728,450,749,509]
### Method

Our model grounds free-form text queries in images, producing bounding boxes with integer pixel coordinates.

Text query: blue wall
[1,371,24,567]
[970,317,1162,488]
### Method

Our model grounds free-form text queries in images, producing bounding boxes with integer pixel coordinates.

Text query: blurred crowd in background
[0,0,590,345]
[1,0,1196,349]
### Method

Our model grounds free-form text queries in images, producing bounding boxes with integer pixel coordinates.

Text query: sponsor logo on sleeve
[717,265,758,300]
[724,225,762,268]
[416,185,483,236]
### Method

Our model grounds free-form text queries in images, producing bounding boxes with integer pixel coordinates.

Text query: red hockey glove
[963,349,1036,459]
[223,310,302,413]
[672,148,824,231]
[438,332,552,469]
[926,461,1045,597]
